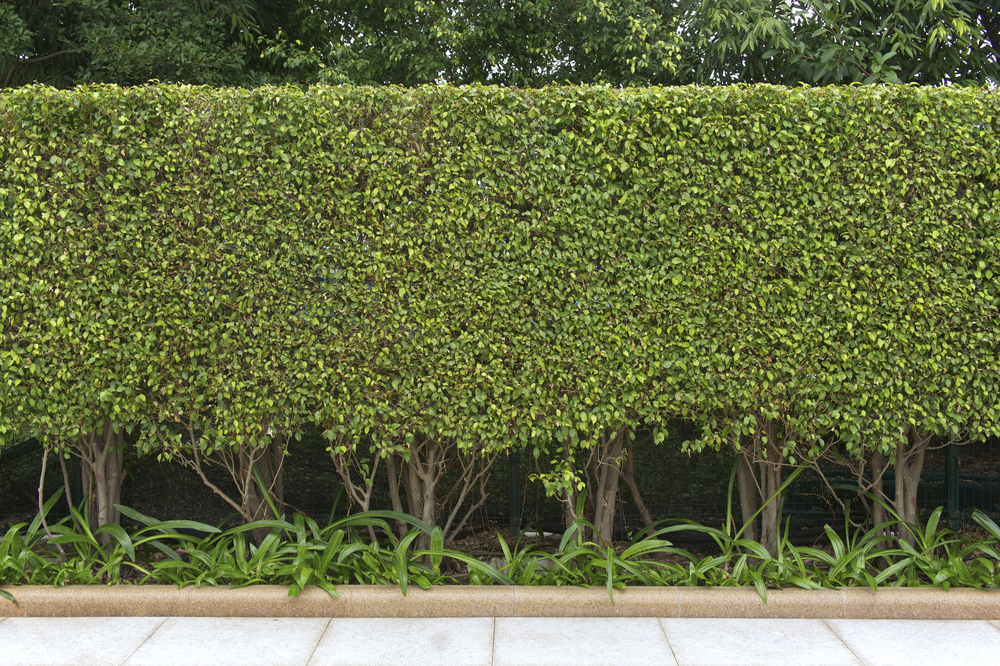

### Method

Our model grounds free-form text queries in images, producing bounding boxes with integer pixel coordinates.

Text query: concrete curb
[3,585,1000,619]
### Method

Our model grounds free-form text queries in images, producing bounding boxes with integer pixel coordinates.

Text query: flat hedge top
[1,84,998,458]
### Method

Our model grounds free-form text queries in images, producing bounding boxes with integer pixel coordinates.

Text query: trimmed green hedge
[1,83,998,473]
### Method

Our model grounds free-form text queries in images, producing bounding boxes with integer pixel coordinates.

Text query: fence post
[947,442,960,529]
[509,449,520,538]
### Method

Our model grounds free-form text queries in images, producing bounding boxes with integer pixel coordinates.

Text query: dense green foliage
[0,0,265,88]
[1,84,998,533]
[680,0,999,85]
[2,1,997,89]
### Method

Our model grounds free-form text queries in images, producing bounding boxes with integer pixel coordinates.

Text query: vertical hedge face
[1,84,998,461]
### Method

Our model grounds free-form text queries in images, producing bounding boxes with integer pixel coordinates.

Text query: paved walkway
[2,616,1000,665]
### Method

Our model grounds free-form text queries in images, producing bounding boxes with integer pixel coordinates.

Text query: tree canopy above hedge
[2,2,997,89]
[1,83,998,464]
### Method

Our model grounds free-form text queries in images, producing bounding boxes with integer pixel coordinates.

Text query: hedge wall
[1,84,999,531]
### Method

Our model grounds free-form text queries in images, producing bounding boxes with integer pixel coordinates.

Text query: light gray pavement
[3,617,1000,666]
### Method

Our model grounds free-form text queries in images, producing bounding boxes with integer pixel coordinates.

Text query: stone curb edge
[3,585,999,619]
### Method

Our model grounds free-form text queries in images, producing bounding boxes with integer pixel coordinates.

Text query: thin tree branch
[446,452,496,541]
[185,445,248,521]
[58,445,81,531]
[37,446,65,556]
[4,49,73,87]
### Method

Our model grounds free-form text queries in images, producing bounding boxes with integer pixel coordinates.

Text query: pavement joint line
[490,616,496,666]
[656,617,681,666]
[303,617,331,666]
[121,616,168,666]
[822,619,867,666]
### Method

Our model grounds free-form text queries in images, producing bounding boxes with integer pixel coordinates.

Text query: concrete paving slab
[124,617,329,666]
[0,617,166,666]
[660,618,861,666]
[826,620,1000,666]
[991,620,1000,632]
[308,617,493,666]
[493,617,676,666]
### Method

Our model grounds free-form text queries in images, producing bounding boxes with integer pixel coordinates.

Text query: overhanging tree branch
[3,49,73,87]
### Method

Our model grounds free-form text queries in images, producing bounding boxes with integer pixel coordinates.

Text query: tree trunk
[736,449,760,543]
[398,438,443,552]
[893,425,930,546]
[76,419,124,543]
[758,463,781,557]
[387,437,497,548]
[387,454,408,540]
[732,420,782,556]
[590,428,625,545]
[239,438,285,544]
[620,432,653,529]
[758,420,782,557]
